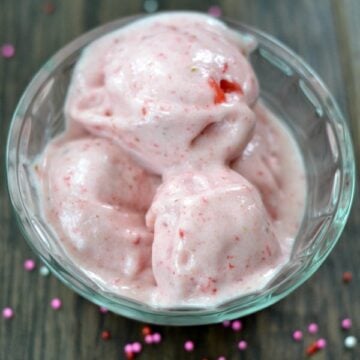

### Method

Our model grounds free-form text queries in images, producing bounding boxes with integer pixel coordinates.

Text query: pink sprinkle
[208,5,222,17]
[222,320,231,327]
[184,340,194,351]
[292,330,303,341]
[145,334,153,344]
[218,357,226,360]
[238,340,248,350]
[131,342,142,353]
[316,338,327,349]
[1,43,15,58]
[341,318,352,330]
[50,298,62,310]
[232,320,242,331]
[308,323,319,334]
[2,307,14,319]
[152,332,162,343]
[24,259,36,271]
[124,344,133,353]
[99,306,108,314]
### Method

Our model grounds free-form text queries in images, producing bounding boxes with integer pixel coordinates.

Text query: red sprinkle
[179,229,185,238]
[142,325,152,336]
[342,271,352,283]
[43,2,56,14]
[124,345,135,360]
[126,353,134,360]
[101,330,111,340]
[306,341,319,356]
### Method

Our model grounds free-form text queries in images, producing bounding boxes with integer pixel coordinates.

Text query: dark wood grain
[331,0,360,169]
[0,1,359,359]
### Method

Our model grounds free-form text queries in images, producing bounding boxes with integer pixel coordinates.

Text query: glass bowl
[6,14,355,325]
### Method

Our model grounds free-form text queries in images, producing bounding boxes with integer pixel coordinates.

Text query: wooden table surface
[1,1,359,359]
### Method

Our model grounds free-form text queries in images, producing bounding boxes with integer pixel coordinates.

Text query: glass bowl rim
[6,12,356,325]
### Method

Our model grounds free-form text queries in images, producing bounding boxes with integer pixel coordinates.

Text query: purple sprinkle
[2,307,14,319]
[341,318,352,330]
[152,332,162,343]
[308,323,319,334]
[208,5,222,17]
[232,320,242,331]
[145,334,153,344]
[24,259,36,271]
[184,340,194,351]
[292,330,303,341]
[238,340,248,350]
[50,298,62,310]
[1,43,15,58]
[316,338,327,349]
[131,342,142,353]
[99,306,108,314]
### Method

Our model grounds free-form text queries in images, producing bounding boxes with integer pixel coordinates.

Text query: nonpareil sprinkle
[307,323,318,334]
[292,330,303,341]
[341,318,352,330]
[342,271,352,283]
[2,307,14,319]
[184,340,194,351]
[50,298,62,310]
[101,330,111,340]
[1,43,15,58]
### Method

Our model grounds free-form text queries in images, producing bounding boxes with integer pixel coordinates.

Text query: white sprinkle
[344,336,357,349]
[143,0,158,13]
[39,266,50,276]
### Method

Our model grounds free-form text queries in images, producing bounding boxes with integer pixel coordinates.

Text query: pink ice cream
[38,136,159,295]
[232,103,305,248]
[66,13,258,172]
[146,167,281,304]
[33,13,305,306]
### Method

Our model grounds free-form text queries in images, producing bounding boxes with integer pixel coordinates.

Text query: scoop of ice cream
[232,103,305,228]
[146,166,282,304]
[38,137,159,283]
[66,13,259,173]
[43,137,159,211]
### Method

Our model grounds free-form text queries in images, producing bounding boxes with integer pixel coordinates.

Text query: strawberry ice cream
[38,136,159,295]
[147,167,282,304]
[65,13,258,172]
[33,13,306,306]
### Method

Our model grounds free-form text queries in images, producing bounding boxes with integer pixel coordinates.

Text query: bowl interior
[6,15,355,325]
